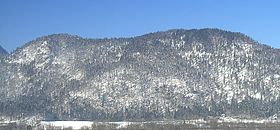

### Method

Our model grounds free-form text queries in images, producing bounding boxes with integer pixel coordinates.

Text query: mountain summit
[0,29,280,121]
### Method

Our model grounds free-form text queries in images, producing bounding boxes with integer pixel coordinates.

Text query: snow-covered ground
[38,118,280,129]
[1,118,280,130]
[41,121,93,129]
[40,121,133,129]
[218,116,279,123]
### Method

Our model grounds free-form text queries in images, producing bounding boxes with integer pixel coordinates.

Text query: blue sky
[0,0,279,52]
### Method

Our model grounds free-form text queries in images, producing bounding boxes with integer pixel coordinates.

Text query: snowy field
[40,121,94,129]
[38,118,280,130]
[40,121,134,129]
[2,118,280,130]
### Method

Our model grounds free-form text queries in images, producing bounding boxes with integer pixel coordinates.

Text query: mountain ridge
[1,28,280,121]
[11,28,258,52]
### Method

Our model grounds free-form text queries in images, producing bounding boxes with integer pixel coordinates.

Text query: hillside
[0,29,280,121]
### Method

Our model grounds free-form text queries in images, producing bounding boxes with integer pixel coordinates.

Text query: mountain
[0,29,280,121]
[0,45,8,90]
[0,45,8,57]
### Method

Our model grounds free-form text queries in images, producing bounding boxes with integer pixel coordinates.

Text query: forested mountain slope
[0,29,280,121]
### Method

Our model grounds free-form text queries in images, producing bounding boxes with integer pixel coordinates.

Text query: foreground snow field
[40,121,94,129]
[37,118,280,130]
[1,118,280,130]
